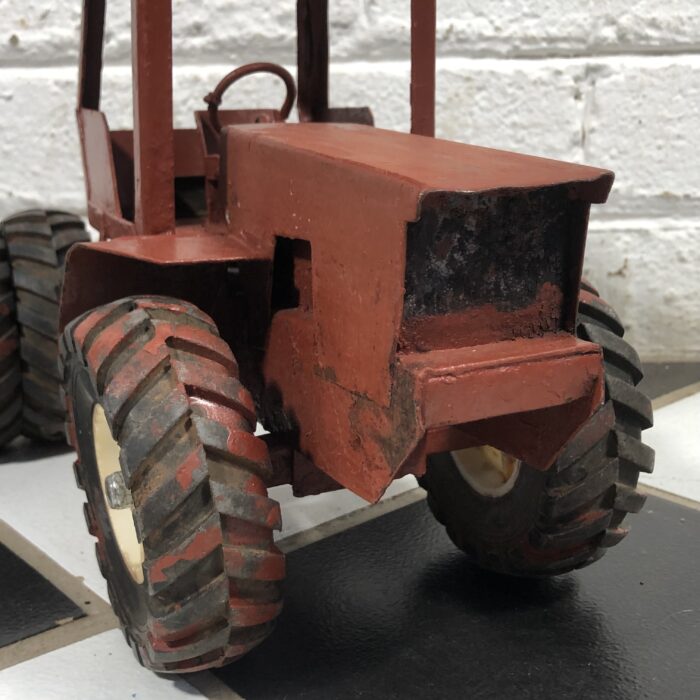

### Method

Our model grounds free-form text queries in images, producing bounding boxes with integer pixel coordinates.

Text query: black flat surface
[0,543,84,648]
[641,362,700,400]
[217,495,700,699]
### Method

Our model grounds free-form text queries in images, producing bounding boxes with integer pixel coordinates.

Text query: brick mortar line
[2,206,696,230]
[588,218,700,229]
[3,50,700,72]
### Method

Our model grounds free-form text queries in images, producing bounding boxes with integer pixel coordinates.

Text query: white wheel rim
[451,445,521,498]
[93,404,145,584]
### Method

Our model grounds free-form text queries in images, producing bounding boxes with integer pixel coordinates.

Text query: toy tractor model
[57,0,654,674]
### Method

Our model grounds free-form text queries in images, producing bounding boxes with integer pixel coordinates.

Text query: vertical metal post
[297,0,329,122]
[78,0,106,110]
[410,0,436,137]
[132,0,175,235]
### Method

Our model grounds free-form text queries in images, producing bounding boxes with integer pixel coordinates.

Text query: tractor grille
[401,184,581,350]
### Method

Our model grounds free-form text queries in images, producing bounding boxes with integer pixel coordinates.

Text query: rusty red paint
[400,282,565,351]
[166,326,239,371]
[65,0,615,506]
[215,489,282,530]
[148,526,222,584]
[175,449,204,491]
[86,312,150,386]
[223,545,285,581]
[205,63,296,134]
[103,352,168,430]
[147,625,197,648]
[131,0,175,235]
[228,599,283,628]
[222,517,270,547]
[147,631,197,653]
[71,299,125,349]
[189,396,250,431]
[221,432,271,472]
[411,0,436,137]
[230,473,267,499]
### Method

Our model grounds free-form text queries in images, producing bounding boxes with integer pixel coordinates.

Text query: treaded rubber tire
[0,234,22,447]
[2,209,89,442]
[420,289,654,576]
[60,296,284,673]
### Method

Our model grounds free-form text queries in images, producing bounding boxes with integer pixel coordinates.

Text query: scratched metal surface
[216,494,699,699]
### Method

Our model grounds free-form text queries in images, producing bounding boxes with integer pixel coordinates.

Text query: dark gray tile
[0,543,84,648]
[216,495,700,699]
[641,362,700,400]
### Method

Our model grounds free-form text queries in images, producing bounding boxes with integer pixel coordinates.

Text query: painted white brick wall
[0,1,698,359]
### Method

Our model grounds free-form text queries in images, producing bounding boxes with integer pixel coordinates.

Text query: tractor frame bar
[77,0,437,237]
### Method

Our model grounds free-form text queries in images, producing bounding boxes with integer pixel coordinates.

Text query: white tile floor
[0,389,696,699]
[0,629,201,700]
[0,445,108,600]
[640,390,700,501]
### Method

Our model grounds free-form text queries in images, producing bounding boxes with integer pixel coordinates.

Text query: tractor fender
[59,234,272,330]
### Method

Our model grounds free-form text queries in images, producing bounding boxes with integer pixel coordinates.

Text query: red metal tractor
[54,0,655,673]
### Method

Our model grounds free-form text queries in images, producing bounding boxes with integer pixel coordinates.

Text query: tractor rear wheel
[0,234,22,447]
[2,210,89,442]
[420,289,654,576]
[60,296,284,672]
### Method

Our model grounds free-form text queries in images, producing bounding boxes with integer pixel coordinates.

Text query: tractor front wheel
[420,290,654,576]
[60,296,284,672]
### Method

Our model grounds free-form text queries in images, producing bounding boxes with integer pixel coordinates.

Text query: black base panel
[216,495,700,700]
[0,543,84,648]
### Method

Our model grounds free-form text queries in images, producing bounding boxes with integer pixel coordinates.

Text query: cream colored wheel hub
[93,404,145,584]
[451,445,521,498]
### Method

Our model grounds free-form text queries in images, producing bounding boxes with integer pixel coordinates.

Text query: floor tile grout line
[638,484,700,512]
[276,487,427,554]
[0,612,119,673]
[0,519,118,671]
[651,380,700,411]
[185,671,246,700]
[0,519,113,618]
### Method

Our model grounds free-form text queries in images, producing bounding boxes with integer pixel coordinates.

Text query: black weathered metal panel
[403,186,576,319]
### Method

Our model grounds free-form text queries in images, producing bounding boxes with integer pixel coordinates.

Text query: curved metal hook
[204,62,297,134]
